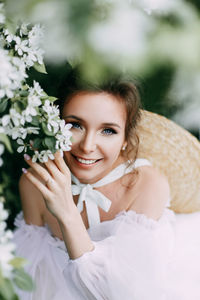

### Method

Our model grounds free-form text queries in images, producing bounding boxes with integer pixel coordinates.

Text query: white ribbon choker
[71,159,151,228]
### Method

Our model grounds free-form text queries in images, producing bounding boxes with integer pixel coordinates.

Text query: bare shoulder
[128,165,170,220]
[19,168,46,226]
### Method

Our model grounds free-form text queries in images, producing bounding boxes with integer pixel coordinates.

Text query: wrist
[57,203,80,226]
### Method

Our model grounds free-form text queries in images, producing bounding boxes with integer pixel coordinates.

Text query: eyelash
[69,122,117,136]
[102,128,117,135]
[70,122,82,129]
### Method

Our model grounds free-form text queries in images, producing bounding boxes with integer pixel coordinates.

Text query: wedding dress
[13,158,200,300]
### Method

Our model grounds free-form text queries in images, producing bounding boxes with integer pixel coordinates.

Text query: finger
[22,168,53,200]
[54,151,70,175]
[43,158,62,180]
[24,154,53,184]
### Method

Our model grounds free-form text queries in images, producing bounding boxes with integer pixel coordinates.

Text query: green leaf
[13,268,34,291]
[43,137,56,151]
[0,98,9,113]
[19,90,29,97]
[30,116,40,126]
[9,257,27,269]
[33,62,47,74]
[0,277,16,300]
[41,122,55,136]
[0,134,13,153]
[48,96,58,102]
[33,137,42,149]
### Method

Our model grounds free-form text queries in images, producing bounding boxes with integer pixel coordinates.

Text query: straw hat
[136,110,200,213]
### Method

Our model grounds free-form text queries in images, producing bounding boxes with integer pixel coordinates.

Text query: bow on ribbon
[71,178,111,228]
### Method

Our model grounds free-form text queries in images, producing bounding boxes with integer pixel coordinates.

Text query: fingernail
[22,168,27,174]
[24,154,30,160]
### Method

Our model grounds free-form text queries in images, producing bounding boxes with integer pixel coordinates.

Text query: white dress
[13,159,200,300]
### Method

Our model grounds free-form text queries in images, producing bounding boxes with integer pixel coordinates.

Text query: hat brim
[137,110,200,213]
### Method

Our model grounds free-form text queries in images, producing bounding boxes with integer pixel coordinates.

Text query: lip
[71,153,103,168]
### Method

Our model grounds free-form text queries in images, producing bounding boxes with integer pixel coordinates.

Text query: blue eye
[70,122,82,129]
[102,128,117,135]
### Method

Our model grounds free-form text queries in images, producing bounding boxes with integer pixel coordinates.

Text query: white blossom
[26,94,42,116]
[21,111,32,124]
[28,24,44,47]
[3,29,15,44]
[19,23,30,37]
[22,51,37,67]
[0,49,27,99]
[32,149,54,163]
[14,36,29,56]
[1,114,10,127]
[43,100,60,133]
[30,81,44,97]
[9,108,22,127]
[55,121,72,152]
[16,138,27,153]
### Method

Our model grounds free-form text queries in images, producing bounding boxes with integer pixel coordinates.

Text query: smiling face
[62,92,127,183]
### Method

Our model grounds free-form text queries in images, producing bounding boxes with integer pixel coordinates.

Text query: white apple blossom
[14,36,29,56]
[55,121,72,153]
[43,100,61,133]
[0,49,27,99]
[3,29,15,44]
[22,51,37,67]
[32,149,55,163]
[28,24,44,47]
[30,80,44,97]
[19,23,30,37]
[21,110,32,124]
[16,138,27,153]
[27,94,42,115]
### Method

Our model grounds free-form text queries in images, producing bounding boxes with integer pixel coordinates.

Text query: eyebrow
[63,115,122,129]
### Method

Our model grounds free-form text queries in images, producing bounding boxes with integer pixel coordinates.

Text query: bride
[14,78,200,299]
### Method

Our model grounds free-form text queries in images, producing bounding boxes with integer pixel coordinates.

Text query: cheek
[70,131,83,146]
[101,139,123,156]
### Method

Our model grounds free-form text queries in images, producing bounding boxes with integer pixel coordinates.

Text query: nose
[79,131,96,154]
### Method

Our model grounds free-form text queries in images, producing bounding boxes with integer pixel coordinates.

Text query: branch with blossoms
[0,3,72,299]
[0,3,72,163]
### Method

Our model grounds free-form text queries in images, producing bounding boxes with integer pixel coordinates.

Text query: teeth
[76,157,97,164]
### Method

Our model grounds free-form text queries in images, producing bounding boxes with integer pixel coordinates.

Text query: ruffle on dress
[13,207,200,300]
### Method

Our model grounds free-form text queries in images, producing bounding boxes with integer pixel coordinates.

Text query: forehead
[62,92,126,125]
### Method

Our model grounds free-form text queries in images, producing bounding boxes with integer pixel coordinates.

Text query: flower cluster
[0,200,15,279]
[0,4,72,162]
[1,81,72,162]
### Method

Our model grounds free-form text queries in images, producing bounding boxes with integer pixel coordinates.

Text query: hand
[23,151,76,222]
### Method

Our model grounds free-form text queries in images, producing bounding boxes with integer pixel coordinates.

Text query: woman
[14,79,200,299]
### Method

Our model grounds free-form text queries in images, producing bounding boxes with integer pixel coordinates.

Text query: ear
[121,142,127,151]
